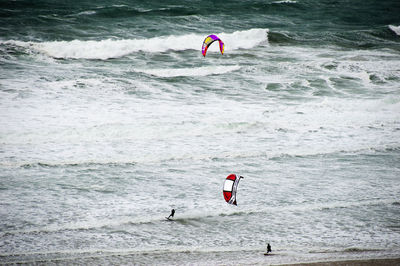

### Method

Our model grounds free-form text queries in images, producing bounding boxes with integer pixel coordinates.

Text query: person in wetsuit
[167,209,175,219]
[267,243,272,254]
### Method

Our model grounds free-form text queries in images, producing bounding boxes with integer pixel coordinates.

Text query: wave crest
[389,25,400,36]
[1,28,268,60]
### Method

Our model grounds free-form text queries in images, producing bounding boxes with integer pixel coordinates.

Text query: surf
[135,65,240,78]
[1,28,268,60]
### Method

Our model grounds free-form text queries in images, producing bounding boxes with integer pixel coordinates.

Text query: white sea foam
[2,28,268,60]
[2,13,400,263]
[76,10,96,16]
[273,0,297,4]
[388,25,400,36]
[135,65,240,77]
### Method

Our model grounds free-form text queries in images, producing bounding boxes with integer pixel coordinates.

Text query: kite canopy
[202,34,224,57]
[223,174,243,206]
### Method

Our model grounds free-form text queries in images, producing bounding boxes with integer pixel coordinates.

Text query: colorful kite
[202,34,224,57]
[223,174,243,206]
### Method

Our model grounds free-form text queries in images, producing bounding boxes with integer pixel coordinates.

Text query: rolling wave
[1,28,268,60]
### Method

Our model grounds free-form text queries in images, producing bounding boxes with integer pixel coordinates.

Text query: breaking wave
[389,25,400,36]
[1,28,268,60]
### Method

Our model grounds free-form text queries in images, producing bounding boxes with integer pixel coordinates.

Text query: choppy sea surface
[1,0,400,265]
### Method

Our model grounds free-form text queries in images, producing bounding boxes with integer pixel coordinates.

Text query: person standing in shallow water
[167,209,175,219]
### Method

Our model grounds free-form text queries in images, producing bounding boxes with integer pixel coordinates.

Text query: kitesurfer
[267,243,272,254]
[167,209,175,219]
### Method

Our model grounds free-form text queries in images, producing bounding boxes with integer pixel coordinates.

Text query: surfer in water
[264,243,272,255]
[167,209,175,219]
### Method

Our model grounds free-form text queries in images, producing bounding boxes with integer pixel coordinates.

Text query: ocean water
[1,0,400,265]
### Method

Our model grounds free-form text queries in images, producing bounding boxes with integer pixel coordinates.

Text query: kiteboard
[165,217,173,221]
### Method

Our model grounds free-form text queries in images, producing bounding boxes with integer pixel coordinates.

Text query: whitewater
[1,0,400,265]
[3,29,268,59]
